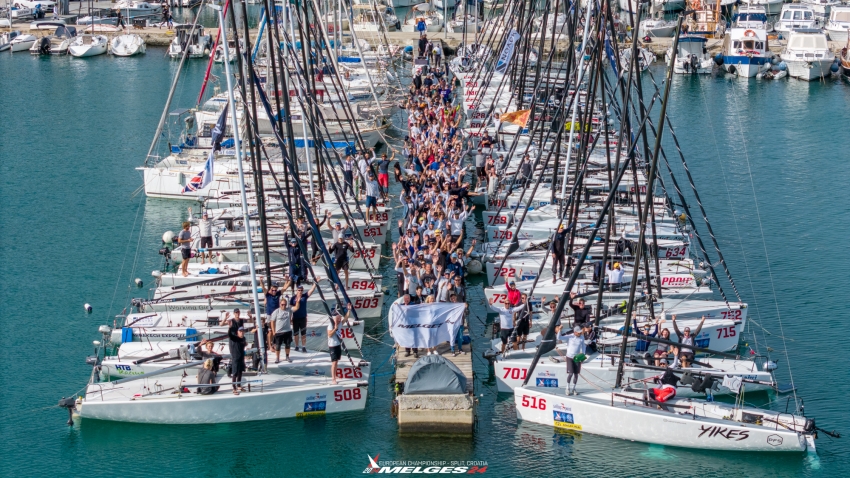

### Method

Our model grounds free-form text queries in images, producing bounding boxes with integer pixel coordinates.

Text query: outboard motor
[38,36,50,54]
[690,54,699,71]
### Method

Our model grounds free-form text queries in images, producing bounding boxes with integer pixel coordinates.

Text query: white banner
[390,303,465,349]
[495,29,521,74]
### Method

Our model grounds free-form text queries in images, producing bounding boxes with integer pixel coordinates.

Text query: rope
[725,79,798,407]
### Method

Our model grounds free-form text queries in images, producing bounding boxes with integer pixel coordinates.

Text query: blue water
[1,47,848,477]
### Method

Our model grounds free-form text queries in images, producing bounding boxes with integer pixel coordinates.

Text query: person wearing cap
[286,235,304,290]
[364,172,381,221]
[490,296,527,356]
[607,261,625,291]
[227,324,248,395]
[271,295,297,364]
[260,280,282,317]
[328,303,352,384]
[568,292,592,328]
[562,326,588,395]
[290,280,319,353]
[506,280,521,306]
[329,233,353,287]
[672,314,705,369]
[195,208,221,265]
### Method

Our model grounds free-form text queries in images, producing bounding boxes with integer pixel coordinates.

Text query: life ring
[744,29,756,37]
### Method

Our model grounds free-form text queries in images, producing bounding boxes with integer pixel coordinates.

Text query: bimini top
[679,35,708,43]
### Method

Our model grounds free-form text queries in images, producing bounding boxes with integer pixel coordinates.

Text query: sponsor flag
[500,109,531,127]
[495,29,521,74]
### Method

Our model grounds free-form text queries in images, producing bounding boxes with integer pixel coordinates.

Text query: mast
[614,15,683,389]
[210,2,267,369]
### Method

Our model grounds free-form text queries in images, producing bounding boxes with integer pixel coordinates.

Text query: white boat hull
[79,377,368,424]
[783,59,834,80]
[514,387,810,452]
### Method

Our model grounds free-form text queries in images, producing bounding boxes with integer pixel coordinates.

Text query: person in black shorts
[290,281,318,353]
[271,297,297,363]
[327,304,351,384]
[328,234,353,287]
[177,221,193,277]
[514,294,532,351]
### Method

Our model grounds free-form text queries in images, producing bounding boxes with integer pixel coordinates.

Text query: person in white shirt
[562,326,588,395]
[327,304,351,385]
[607,262,625,291]
[490,297,526,356]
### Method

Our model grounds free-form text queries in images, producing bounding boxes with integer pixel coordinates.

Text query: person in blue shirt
[261,281,282,317]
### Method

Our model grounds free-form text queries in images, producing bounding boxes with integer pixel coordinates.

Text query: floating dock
[393,333,475,436]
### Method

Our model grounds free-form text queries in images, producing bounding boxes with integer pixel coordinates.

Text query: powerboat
[667,35,713,74]
[0,30,23,52]
[733,4,770,31]
[801,0,839,19]
[400,3,444,33]
[112,0,161,17]
[168,25,211,59]
[639,17,677,38]
[69,34,108,57]
[212,38,243,63]
[350,4,400,32]
[745,0,783,15]
[720,27,773,77]
[7,32,37,52]
[775,4,821,35]
[110,33,146,56]
[780,29,835,80]
[825,6,850,42]
[449,0,482,33]
[29,25,76,55]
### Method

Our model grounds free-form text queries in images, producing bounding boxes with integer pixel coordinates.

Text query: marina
[2,0,850,474]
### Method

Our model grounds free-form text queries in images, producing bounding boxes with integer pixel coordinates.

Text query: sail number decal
[490,293,506,304]
[521,395,547,410]
[664,247,687,258]
[492,230,513,240]
[720,310,743,321]
[487,215,508,225]
[350,280,376,290]
[353,298,380,309]
[497,268,516,278]
[335,368,363,379]
[503,367,528,380]
[716,326,736,339]
[363,227,383,237]
[353,249,376,259]
[339,328,355,339]
[488,199,507,208]
[369,212,388,222]
[333,388,362,401]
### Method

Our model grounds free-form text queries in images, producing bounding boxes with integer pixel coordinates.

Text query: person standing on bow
[563,326,588,396]
[490,296,526,356]
[227,325,247,395]
[177,221,193,277]
[290,281,319,353]
[328,304,352,385]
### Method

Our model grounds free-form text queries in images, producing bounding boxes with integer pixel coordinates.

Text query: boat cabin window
[834,12,850,22]
[755,41,764,50]
[782,11,791,19]
[793,11,801,20]
[804,11,813,20]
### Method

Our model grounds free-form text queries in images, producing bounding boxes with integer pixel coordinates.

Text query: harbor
[2,0,850,474]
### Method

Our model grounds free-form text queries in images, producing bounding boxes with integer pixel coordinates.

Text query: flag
[500,109,531,127]
[210,103,229,151]
[495,29,521,74]
[182,150,215,194]
[182,105,228,194]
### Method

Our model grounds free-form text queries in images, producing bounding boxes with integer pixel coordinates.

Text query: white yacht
[0,30,23,52]
[801,0,839,19]
[110,33,146,56]
[68,34,108,57]
[775,4,821,35]
[780,29,835,80]
[745,0,783,15]
[400,2,444,32]
[667,35,714,74]
[112,1,161,17]
[449,0,482,33]
[825,6,850,42]
[720,26,773,77]
[29,25,76,55]
[350,4,400,32]
[639,17,677,38]
[168,25,211,59]
[7,32,37,52]
[733,4,770,31]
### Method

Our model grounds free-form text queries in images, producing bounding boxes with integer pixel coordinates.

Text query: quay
[392,328,475,436]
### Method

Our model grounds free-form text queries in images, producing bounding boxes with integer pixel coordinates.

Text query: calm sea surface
[1,33,848,477]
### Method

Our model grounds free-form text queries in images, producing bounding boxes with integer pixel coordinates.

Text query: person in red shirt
[506,280,521,306]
